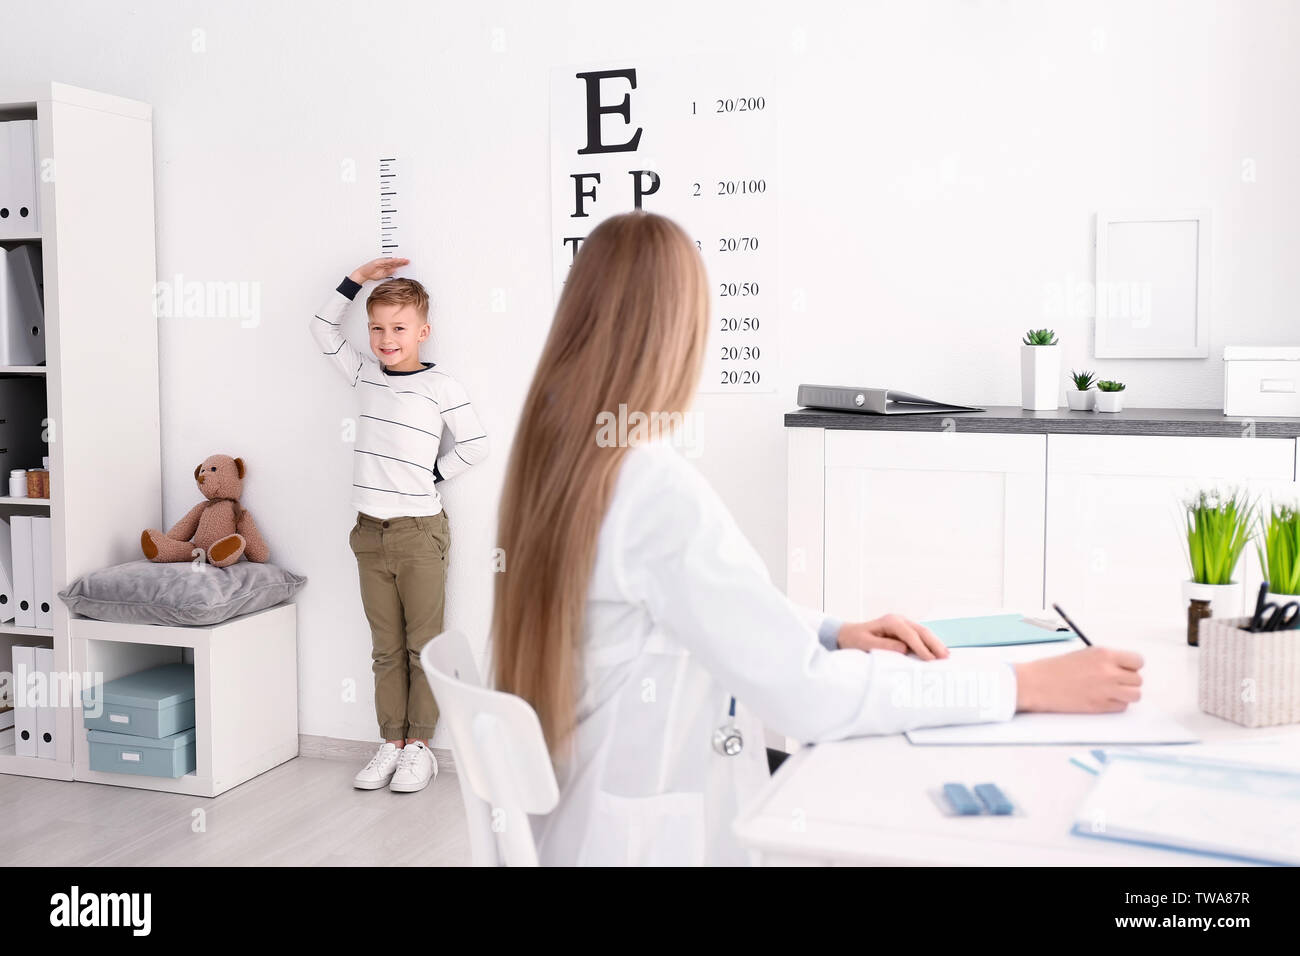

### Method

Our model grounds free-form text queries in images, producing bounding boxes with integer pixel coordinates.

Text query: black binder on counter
[797,384,984,415]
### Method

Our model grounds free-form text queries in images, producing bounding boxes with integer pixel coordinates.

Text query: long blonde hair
[492,212,709,755]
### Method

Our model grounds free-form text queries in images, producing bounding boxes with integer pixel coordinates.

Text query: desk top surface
[785,406,1300,438]
[734,623,1300,866]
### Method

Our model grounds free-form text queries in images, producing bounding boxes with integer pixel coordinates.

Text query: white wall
[3,0,1297,745]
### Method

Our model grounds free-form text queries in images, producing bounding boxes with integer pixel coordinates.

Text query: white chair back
[420,631,559,866]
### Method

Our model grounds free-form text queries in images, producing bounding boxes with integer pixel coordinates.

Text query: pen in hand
[1051,603,1092,646]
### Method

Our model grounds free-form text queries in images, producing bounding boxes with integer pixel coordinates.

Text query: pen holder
[1198,616,1300,727]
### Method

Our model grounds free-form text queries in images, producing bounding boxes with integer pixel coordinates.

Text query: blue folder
[920,613,1072,648]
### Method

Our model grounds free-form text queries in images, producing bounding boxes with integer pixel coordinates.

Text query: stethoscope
[712,696,743,756]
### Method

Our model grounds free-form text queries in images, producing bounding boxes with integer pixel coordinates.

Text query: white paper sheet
[905,702,1199,746]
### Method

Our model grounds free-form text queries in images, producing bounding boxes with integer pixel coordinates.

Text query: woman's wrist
[821,617,845,650]
[1013,661,1040,712]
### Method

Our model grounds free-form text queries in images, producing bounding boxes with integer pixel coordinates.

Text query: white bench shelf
[68,603,299,797]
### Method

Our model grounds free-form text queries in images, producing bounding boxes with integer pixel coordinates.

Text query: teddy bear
[140,454,270,568]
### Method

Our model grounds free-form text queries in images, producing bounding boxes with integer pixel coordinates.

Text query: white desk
[735,624,1300,866]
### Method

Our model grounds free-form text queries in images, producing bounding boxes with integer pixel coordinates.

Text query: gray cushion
[58,559,307,627]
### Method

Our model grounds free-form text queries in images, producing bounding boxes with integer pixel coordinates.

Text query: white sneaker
[353,742,401,790]
[389,741,438,793]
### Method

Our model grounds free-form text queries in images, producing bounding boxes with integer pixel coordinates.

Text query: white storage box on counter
[1223,347,1300,417]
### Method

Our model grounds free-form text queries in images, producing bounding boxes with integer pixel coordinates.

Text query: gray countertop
[784,406,1300,438]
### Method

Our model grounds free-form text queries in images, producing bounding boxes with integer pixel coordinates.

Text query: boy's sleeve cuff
[337,276,362,300]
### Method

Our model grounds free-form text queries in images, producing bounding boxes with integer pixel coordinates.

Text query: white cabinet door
[822,431,1047,621]
[1045,434,1298,630]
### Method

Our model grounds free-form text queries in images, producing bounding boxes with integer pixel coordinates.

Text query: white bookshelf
[0,83,161,780]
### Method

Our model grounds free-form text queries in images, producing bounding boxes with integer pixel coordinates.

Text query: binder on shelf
[0,119,40,239]
[0,243,46,365]
[11,644,37,756]
[34,645,55,758]
[0,515,14,623]
[11,514,34,627]
[32,515,51,628]
[0,377,49,480]
[797,384,984,416]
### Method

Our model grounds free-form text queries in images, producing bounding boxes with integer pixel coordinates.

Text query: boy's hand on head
[349,257,410,285]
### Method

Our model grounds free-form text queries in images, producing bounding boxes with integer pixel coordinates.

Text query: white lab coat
[531,437,1018,866]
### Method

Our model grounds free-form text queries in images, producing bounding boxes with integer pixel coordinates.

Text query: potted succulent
[1067,369,1096,411]
[1257,502,1300,602]
[1095,379,1126,412]
[1181,487,1255,645]
[1020,329,1060,411]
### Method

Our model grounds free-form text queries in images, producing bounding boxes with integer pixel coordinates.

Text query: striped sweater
[310,276,488,519]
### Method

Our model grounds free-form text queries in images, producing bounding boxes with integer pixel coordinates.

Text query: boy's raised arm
[309,257,409,387]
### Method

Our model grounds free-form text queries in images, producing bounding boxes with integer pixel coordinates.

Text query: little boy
[310,257,488,793]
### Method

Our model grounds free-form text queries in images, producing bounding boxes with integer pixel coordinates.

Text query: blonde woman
[492,211,1143,866]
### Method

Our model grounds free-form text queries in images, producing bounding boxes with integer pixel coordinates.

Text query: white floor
[0,755,471,865]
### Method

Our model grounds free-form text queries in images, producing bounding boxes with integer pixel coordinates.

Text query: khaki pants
[349,510,450,741]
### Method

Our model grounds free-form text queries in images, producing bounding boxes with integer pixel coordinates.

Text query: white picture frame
[1095,208,1211,358]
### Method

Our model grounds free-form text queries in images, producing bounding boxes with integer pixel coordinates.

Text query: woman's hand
[349,257,410,284]
[1013,647,1144,713]
[835,614,949,661]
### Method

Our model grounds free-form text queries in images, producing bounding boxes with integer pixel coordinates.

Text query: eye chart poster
[550,60,778,393]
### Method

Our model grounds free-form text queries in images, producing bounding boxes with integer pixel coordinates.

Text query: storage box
[1223,346,1300,417]
[82,662,195,738]
[1198,616,1300,727]
[87,727,196,778]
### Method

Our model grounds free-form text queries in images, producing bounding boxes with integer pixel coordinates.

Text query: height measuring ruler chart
[379,156,399,258]
[550,61,778,393]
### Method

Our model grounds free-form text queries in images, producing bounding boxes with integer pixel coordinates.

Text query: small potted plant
[1095,379,1126,412]
[1181,487,1255,645]
[1257,502,1300,602]
[1020,329,1060,411]
[1067,369,1096,411]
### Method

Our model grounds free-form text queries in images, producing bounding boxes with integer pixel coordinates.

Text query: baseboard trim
[298,733,456,774]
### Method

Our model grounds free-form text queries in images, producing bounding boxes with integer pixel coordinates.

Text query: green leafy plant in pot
[1257,503,1300,602]
[1181,487,1255,645]
[1095,379,1126,413]
[1067,369,1096,411]
[1020,329,1060,411]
